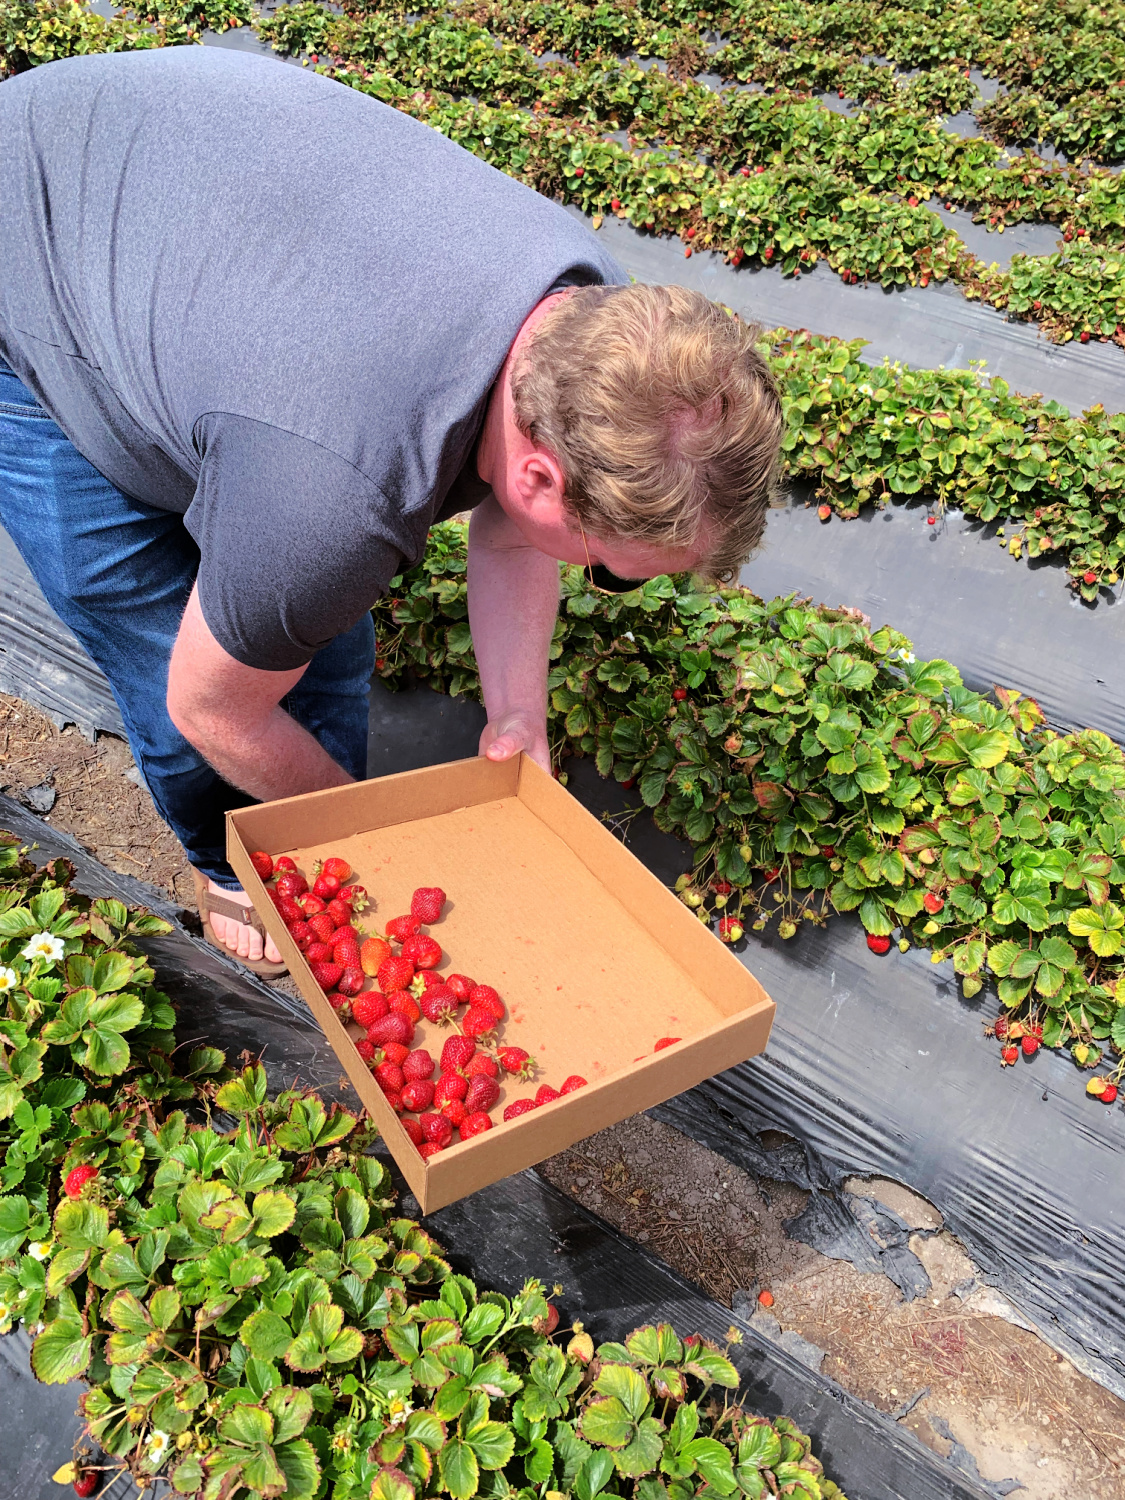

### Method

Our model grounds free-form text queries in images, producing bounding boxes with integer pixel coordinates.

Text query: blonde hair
[511,284,783,580]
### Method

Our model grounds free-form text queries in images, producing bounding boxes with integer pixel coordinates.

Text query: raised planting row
[247,0,1125,346]
[376,522,1125,1102]
[0,835,846,1500]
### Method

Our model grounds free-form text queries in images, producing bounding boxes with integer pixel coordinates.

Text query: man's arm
[467,496,558,771]
[166,584,354,799]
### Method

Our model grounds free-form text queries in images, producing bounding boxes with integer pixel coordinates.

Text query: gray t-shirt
[0,48,625,668]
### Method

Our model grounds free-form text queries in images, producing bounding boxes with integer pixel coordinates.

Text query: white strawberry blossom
[0,966,19,994]
[146,1430,172,1464]
[27,1241,51,1262]
[20,932,64,964]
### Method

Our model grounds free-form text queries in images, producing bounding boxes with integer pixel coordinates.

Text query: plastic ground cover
[0,795,999,1500]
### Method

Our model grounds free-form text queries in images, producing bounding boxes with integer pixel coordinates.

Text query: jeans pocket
[0,401,52,418]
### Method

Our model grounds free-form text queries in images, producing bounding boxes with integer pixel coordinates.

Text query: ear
[514,444,568,522]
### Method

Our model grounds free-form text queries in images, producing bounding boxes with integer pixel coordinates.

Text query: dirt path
[2,689,1123,1499]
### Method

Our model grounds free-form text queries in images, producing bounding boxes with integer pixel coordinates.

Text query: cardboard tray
[227,754,774,1213]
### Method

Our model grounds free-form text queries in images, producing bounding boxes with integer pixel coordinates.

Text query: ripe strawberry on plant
[310,960,344,992]
[463,1006,499,1042]
[440,1034,476,1074]
[420,1112,453,1147]
[360,936,392,976]
[922,892,944,914]
[460,1110,493,1138]
[376,1061,406,1094]
[497,1046,536,1080]
[560,1075,587,1093]
[1022,1035,1040,1056]
[464,1075,500,1114]
[1001,1045,1018,1065]
[866,933,891,954]
[535,1084,561,1105]
[464,1053,499,1080]
[435,1073,468,1106]
[503,1099,537,1121]
[378,956,415,993]
[73,1474,98,1499]
[403,1049,434,1081]
[717,916,743,943]
[400,934,442,970]
[385,914,421,944]
[315,855,352,883]
[250,851,274,881]
[64,1164,98,1198]
[420,986,459,1025]
[1101,1083,1119,1104]
[352,992,388,1029]
[411,886,446,924]
[446,974,475,1001]
[402,1079,435,1111]
[468,984,504,1020]
[368,1012,414,1047]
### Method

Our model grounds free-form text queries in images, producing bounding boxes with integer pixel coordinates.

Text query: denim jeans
[0,360,373,887]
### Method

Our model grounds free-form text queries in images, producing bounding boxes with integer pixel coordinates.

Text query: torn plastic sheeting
[743,491,1125,744]
[784,1191,936,1303]
[570,207,1125,415]
[0,800,1002,1500]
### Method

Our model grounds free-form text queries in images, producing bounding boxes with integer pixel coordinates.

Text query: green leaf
[371,1466,416,1500]
[581,1397,635,1449]
[593,1362,652,1420]
[243,1308,294,1362]
[31,1319,92,1383]
[439,1438,480,1500]
[252,1189,297,1238]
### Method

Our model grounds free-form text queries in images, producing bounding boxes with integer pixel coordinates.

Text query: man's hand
[468,498,558,776]
[480,710,551,772]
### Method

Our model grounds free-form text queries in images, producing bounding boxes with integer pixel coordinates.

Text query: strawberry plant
[376,522,1125,1091]
[0,842,848,1500]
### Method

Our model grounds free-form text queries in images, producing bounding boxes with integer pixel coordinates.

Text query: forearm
[468,499,558,758]
[179,705,354,802]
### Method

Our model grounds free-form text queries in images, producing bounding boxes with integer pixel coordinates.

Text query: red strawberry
[337,967,364,998]
[325,991,349,1013]
[339,883,371,913]
[402,1079,435,1111]
[560,1075,587,1093]
[401,933,442,970]
[1101,1083,1118,1103]
[866,933,891,954]
[275,871,308,900]
[418,1140,444,1159]
[435,1073,468,1105]
[464,1053,499,1080]
[289,920,312,947]
[275,895,302,925]
[1001,1044,1019,1065]
[308,911,337,944]
[446,974,475,1001]
[403,1049,434,1081]
[817,503,832,522]
[717,916,744,942]
[305,942,332,964]
[440,1034,476,1074]
[368,1013,414,1047]
[389,992,421,1023]
[325,897,354,927]
[1022,1035,1039,1056]
[297,893,326,917]
[420,986,459,1024]
[441,1098,468,1126]
[1083,570,1098,585]
[360,936,392,976]
[497,1046,536,1080]
[503,1099,537,1121]
[334,943,361,971]
[923,893,944,914]
[993,1015,1009,1040]
[672,687,688,702]
[317,855,352,882]
[355,1037,376,1061]
[384,1090,405,1114]
[312,872,341,900]
[465,1075,501,1114]
[378,956,415,993]
[535,1084,561,1105]
[376,1061,406,1093]
[402,1117,424,1145]
[250,851,274,881]
[310,961,344,991]
[463,1006,499,1042]
[72,1474,98,1499]
[420,1112,453,1146]
[330,925,360,953]
[411,887,447,924]
[460,1111,493,1138]
[654,1037,681,1051]
[274,856,298,875]
[352,992,389,1028]
[381,1042,410,1067]
[64,1164,98,1198]
[386,914,422,943]
[468,984,504,1020]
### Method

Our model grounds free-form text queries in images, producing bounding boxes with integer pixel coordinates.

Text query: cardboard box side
[227,756,519,854]
[226,835,430,1202]
[515,757,770,1017]
[417,1000,775,1212]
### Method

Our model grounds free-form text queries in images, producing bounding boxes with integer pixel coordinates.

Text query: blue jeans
[0,360,373,888]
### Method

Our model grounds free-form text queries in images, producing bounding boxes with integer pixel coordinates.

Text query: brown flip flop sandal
[191,868,288,978]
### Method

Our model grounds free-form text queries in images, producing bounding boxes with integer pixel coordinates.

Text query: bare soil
[2,689,1123,1499]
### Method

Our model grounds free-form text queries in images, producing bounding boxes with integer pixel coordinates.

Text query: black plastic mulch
[0,796,999,1500]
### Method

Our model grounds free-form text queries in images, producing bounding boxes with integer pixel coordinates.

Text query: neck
[477,292,569,490]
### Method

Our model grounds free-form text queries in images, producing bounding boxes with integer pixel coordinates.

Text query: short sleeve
[185,413,406,670]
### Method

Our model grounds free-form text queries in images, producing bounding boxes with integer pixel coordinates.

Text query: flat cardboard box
[227,754,775,1213]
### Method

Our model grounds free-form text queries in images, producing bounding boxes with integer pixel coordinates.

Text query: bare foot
[206,880,283,964]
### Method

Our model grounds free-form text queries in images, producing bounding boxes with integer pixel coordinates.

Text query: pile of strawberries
[251,853,586,1156]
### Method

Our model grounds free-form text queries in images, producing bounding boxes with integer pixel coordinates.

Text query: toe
[266,935,282,964]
